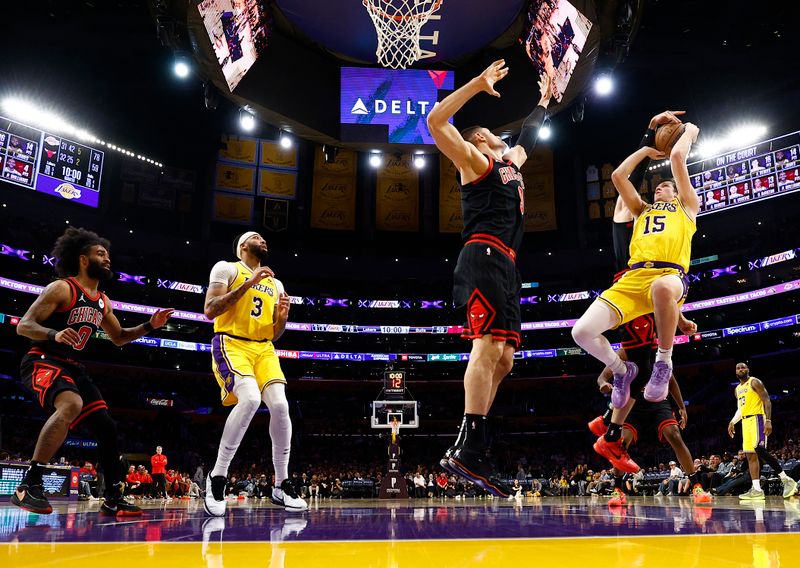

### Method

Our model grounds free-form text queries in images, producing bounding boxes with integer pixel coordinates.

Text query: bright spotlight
[173,60,191,79]
[539,124,552,140]
[369,152,382,168]
[593,73,614,96]
[239,109,256,132]
[697,138,726,158]
[413,154,426,169]
[279,131,292,149]
[727,124,767,146]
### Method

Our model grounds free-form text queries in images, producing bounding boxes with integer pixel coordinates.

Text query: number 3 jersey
[31,277,107,360]
[629,198,696,272]
[209,261,284,341]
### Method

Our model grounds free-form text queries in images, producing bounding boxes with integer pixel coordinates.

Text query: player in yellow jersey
[728,362,798,500]
[202,231,307,515]
[573,118,700,409]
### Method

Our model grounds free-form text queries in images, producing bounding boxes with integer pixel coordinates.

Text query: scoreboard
[384,371,406,399]
[686,130,800,216]
[0,115,104,208]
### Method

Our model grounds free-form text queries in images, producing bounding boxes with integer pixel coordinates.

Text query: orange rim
[363,0,443,23]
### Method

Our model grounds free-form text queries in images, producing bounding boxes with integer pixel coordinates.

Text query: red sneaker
[608,488,627,507]
[593,436,639,474]
[588,416,608,437]
[692,483,712,504]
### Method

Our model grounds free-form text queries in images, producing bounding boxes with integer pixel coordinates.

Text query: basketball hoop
[362,0,443,69]
[390,418,401,443]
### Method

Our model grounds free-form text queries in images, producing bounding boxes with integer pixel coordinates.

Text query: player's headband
[236,231,260,260]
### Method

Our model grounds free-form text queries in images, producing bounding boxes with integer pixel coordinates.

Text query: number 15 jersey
[209,261,284,341]
[629,198,696,272]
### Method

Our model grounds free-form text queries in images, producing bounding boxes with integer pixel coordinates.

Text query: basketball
[654,122,686,154]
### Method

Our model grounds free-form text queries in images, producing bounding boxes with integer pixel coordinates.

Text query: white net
[362,0,443,69]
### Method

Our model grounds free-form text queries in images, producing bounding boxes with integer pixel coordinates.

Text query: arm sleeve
[209,261,237,287]
[514,105,547,156]
[730,407,743,424]
[629,128,657,190]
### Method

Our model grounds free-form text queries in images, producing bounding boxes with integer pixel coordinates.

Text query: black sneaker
[448,447,511,498]
[271,479,308,511]
[439,446,461,476]
[102,487,143,517]
[11,484,52,514]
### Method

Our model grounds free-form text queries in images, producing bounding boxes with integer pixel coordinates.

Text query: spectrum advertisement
[340,67,454,144]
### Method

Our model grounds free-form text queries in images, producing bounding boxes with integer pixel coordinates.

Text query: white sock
[655,347,673,364]
[263,383,292,485]
[211,378,261,478]
[609,356,627,376]
[752,479,762,492]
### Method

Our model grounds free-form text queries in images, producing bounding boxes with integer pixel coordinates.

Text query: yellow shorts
[741,415,767,452]
[598,267,688,327]
[211,334,286,406]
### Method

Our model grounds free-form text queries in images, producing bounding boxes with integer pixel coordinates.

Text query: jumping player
[572,119,700,408]
[12,227,173,515]
[729,362,797,500]
[427,60,552,496]
[203,231,307,515]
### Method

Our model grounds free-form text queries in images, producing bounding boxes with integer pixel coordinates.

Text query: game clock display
[0,115,104,208]
[687,130,800,216]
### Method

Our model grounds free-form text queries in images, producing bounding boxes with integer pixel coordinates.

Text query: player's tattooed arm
[16,280,76,343]
[204,266,273,320]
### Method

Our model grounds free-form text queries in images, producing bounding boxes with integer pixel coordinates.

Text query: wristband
[47,329,57,341]
[143,321,154,333]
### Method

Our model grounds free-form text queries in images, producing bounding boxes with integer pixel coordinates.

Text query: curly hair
[51,227,110,277]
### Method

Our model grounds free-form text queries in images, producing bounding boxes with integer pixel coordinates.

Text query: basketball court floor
[3,496,799,567]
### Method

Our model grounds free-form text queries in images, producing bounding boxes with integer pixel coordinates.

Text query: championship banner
[219,135,258,165]
[258,169,297,199]
[376,154,419,232]
[215,163,256,194]
[439,157,463,233]
[212,192,254,224]
[260,140,298,169]
[310,147,357,230]
[521,147,557,232]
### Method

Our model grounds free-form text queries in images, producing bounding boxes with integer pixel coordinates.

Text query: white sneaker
[204,474,227,517]
[783,476,798,499]
[271,480,308,511]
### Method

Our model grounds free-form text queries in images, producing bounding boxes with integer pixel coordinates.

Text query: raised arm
[629,110,686,190]
[611,146,666,217]
[670,122,700,218]
[503,73,552,169]
[203,263,273,320]
[100,302,173,347]
[426,60,506,177]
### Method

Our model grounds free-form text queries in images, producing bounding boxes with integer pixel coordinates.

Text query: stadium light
[539,120,552,141]
[369,151,382,168]
[413,154,426,169]
[239,108,256,132]
[173,55,191,79]
[593,71,614,96]
[698,124,767,159]
[279,130,293,149]
[2,97,162,166]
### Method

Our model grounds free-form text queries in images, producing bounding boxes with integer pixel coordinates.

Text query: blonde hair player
[728,362,798,500]
[572,119,700,410]
[203,231,307,514]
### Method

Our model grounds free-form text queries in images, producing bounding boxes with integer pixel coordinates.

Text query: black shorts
[624,399,678,445]
[20,350,107,429]
[453,242,521,349]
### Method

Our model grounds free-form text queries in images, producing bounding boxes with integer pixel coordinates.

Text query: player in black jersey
[427,60,551,497]
[12,227,173,516]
